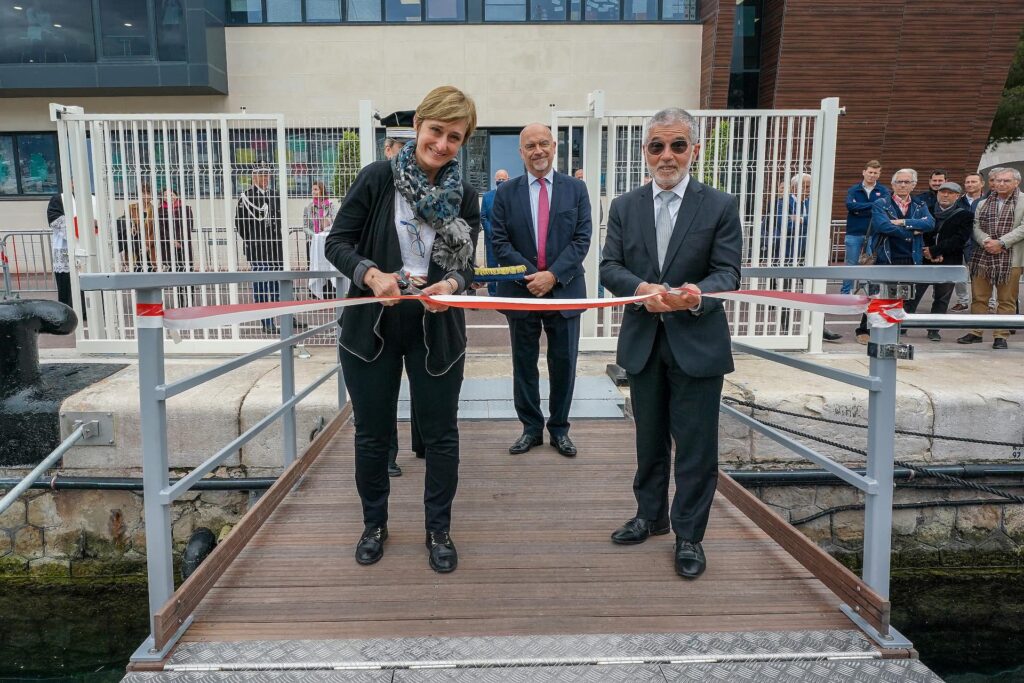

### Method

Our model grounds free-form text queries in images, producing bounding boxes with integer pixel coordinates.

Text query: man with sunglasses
[490,123,593,458]
[600,108,741,580]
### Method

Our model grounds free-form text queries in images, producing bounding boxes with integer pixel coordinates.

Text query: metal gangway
[0,264,984,681]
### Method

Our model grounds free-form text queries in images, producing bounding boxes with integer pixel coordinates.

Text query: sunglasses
[646,139,689,155]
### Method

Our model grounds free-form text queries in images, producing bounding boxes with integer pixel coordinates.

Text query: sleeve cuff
[353,259,378,289]
[444,271,466,294]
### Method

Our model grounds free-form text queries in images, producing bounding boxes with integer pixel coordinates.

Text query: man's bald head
[519,123,556,179]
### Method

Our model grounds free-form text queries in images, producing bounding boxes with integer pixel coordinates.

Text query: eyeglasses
[646,139,689,155]
[400,219,426,258]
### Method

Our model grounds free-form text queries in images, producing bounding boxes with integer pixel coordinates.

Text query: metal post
[336,311,347,410]
[581,91,604,339]
[279,280,297,466]
[862,318,898,601]
[132,287,176,660]
[807,98,842,353]
[1,236,13,299]
[358,100,375,169]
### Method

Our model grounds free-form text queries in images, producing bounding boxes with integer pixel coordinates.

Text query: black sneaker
[957,333,984,344]
[927,330,941,342]
[993,338,1008,350]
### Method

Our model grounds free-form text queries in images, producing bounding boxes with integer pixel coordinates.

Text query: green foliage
[989,29,1024,146]
[330,131,361,199]
[699,119,731,188]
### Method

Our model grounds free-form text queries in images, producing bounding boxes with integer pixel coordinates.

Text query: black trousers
[387,393,422,465]
[340,300,463,532]
[507,312,581,438]
[54,271,87,322]
[627,324,723,542]
[905,281,955,333]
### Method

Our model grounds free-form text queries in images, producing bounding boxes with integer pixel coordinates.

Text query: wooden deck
[179,417,855,645]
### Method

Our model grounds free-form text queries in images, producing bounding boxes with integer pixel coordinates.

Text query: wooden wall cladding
[740,1,1024,218]
[699,0,736,109]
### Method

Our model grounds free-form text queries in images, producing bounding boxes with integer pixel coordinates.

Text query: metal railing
[722,264,981,649]
[1,230,56,299]
[0,419,97,517]
[78,269,347,663]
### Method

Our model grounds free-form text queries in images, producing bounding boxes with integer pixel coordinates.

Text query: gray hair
[790,173,811,190]
[644,108,701,145]
[892,168,918,184]
[988,166,1022,182]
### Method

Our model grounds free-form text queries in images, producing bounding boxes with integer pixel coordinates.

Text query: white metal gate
[51,103,373,353]
[553,93,841,352]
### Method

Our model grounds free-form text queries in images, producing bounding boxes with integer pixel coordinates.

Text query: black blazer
[490,171,592,319]
[325,160,481,376]
[599,178,742,378]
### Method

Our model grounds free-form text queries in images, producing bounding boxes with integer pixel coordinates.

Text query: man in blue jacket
[842,160,889,294]
[479,168,509,296]
[491,123,592,458]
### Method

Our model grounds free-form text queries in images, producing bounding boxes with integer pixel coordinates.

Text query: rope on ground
[722,396,1024,449]
[730,406,1024,505]
[790,498,1018,526]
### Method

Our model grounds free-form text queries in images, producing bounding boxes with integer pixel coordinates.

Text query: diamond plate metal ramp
[123,658,943,682]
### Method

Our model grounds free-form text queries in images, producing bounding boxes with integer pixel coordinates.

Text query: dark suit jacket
[490,171,592,319]
[599,178,742,378]
[325,160,480,376]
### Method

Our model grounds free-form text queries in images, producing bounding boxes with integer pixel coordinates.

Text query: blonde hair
[415,86,477,139]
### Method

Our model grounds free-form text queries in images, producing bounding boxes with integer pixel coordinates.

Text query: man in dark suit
[235,166,284,333]
[600,108,741,580]
[491,123,592,458]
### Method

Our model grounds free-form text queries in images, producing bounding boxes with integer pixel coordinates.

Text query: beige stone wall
[0,24,701,127]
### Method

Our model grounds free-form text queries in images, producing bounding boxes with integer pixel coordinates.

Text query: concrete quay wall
[1,350,1021,576]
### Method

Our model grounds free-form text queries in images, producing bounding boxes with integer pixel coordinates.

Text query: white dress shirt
[394,194,436,277]
[651,174,691,225]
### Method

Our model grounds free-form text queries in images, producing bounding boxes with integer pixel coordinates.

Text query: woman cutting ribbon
[325,86,480,573]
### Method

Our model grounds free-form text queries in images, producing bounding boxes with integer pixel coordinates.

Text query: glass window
[227,0,264,23]
[386,0,421,21]
[426,0,464,20]
[0,0,96,64]
[0,137,17,196]
[17,134,60,195]
[347,0,382,20]
[623,0,655,20]
[156,0,188,61]
[99,0,151,57]
[531,0,565,20]
[584,0,619,20]
[569,0,581,20]
[306,0,342,21]
[661,0,695,20]
[267,0,303,21]
[485,0,525,21]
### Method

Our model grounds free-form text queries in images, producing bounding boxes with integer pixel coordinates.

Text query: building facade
[1,0,1021,232]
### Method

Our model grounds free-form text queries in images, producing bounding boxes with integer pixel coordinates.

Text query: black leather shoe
[388,462,402,477]
[550,434,577,457]
[426,530,458,573]
[610,516,670,545]
[674,539,706,579]
[355,525,387,565]
[509,433,543,454]
[822,328,842,342]
[957,333,984,344]
[993,338,1009,350]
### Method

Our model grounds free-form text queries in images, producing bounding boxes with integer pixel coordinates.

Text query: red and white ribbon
[135,302,165,329]
[865,299,906,328]
[154,289,872,331]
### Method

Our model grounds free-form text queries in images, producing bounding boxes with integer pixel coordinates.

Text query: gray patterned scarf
[969,190,1017,285]
[391,141,474,272]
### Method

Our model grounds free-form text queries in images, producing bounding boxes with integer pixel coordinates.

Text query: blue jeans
[841,234,866,294]
[251,261,280,329]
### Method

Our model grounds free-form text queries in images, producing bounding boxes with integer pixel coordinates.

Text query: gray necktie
[656,190,678,269]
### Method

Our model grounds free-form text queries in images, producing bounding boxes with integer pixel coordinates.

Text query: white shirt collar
[653,174,690,202]
[530,168,555,186]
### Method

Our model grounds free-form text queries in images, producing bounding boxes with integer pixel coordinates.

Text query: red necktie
[537,177,549,270]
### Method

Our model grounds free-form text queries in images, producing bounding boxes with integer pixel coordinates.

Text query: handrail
[77,270,348,663]
[0,420,93,516]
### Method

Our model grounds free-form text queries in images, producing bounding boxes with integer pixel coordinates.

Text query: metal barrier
[1,230,56,299]
[78,269,346,662]
[0,418,97,517]
[724,264,978,649]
